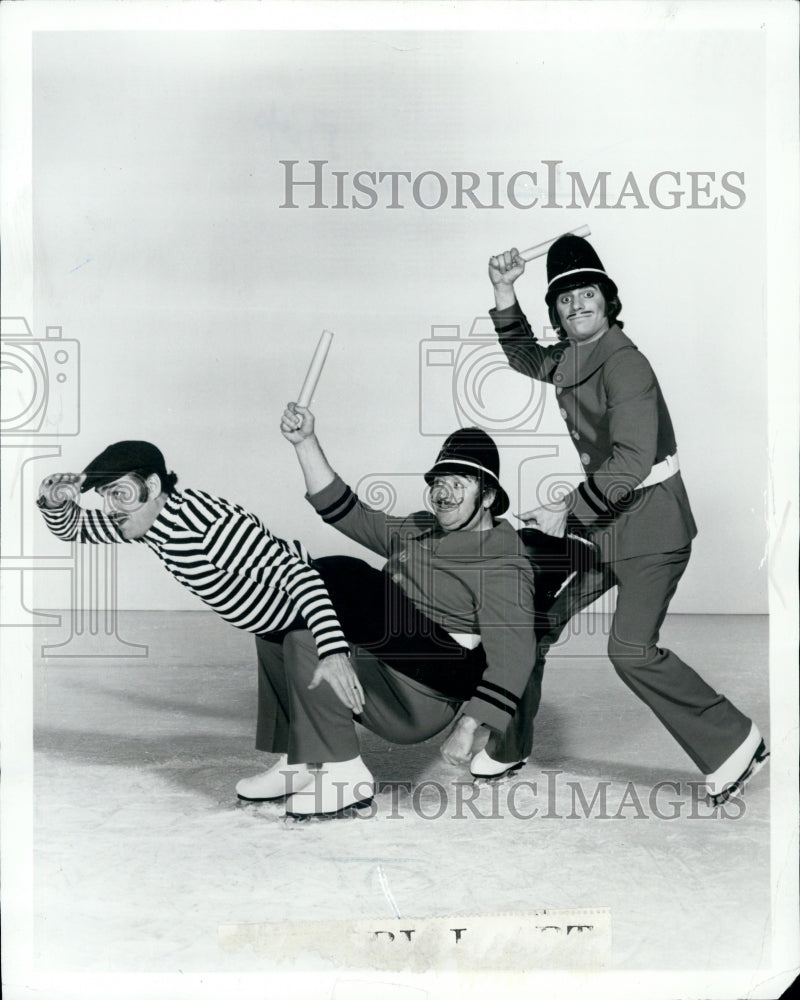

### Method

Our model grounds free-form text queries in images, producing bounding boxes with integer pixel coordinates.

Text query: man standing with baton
[478,233,767,806]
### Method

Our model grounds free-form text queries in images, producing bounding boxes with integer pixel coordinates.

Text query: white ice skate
[236,754,313,802]
[470,748,529,782]
[285,756,375,818]
[704,724,769,807]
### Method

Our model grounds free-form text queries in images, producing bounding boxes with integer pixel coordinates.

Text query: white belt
[636,452,679,491]
[449,632,482,650]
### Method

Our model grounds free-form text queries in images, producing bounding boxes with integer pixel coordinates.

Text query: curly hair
[131,467,179,496]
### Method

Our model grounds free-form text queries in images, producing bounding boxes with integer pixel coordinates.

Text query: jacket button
[580,453,591,466]
[559,408,568,419]
[554,373,563,383]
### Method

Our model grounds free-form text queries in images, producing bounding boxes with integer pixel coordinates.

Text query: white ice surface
[31,612,770,975]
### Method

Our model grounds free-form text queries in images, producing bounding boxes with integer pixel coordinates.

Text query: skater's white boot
[470,748,529,781]
[286,756,375,817]
[704,724,768,806]
[236,754,314,801]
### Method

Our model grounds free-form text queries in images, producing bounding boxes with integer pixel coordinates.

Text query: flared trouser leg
[487,544,753,773]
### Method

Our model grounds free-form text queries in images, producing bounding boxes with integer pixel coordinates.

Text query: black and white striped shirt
[39,488,349,659]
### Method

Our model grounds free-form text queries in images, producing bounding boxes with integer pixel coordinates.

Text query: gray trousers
[487,544,752,774]
[255,631,461,764]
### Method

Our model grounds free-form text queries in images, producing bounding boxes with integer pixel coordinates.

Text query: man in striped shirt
[36,440,363,714]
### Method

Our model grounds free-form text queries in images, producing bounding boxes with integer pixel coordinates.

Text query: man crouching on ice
[233,407,538,818]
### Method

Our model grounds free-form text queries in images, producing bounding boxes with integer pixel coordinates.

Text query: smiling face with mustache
[554,283,610,344]
[428,474,496,533]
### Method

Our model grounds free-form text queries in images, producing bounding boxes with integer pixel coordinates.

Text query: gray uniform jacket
[491,301,697,562]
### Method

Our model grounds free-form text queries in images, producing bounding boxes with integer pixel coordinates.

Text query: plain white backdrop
[24,24,768,613]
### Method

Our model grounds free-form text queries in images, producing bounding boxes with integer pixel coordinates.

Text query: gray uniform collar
[553,325,637,388]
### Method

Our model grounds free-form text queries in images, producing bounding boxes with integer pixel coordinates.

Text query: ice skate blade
[708,740,769,808]
[285,798,375,823]
[236,792,289,804]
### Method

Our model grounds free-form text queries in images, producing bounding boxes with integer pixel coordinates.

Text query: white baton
[296,330,334,408]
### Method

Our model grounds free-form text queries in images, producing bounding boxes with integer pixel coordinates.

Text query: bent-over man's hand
[308,651,365,714]
[441,715,481,765]
[37,472,85,509]
[517,500,568,538]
